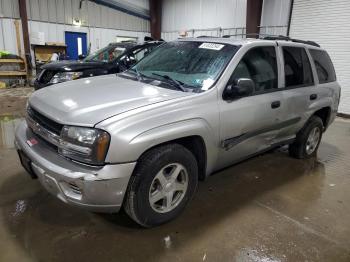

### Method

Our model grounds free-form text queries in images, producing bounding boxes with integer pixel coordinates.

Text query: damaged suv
[16,36,340,227]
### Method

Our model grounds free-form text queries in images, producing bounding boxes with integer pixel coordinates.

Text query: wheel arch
[312,106,331,130]
[129,119,217,180]
[136,135,207,180]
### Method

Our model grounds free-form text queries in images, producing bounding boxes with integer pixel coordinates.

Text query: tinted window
[309,49,336,83]
[283,47,313,87]
[230,46,278,92]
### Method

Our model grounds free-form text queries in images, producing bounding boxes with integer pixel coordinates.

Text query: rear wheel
[289,116,323,159]
[124,144,198,227]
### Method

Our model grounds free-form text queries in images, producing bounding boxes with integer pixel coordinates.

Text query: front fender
[104,118,219,175]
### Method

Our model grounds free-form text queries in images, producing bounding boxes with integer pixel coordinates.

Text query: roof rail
[263,35,320,47]
[221,33,320,47]
[196,35,218,38]
[144,36,154,42]
[222,33,260,38]
[291,39,320,47]
[263,35,289,41]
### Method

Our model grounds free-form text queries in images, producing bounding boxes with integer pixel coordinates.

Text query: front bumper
[15,121,136,213]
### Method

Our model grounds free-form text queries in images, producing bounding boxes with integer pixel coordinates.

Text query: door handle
[271,101,281,109]
[310,94,318,100]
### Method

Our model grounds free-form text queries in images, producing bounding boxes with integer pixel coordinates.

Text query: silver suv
[15,37,340,227]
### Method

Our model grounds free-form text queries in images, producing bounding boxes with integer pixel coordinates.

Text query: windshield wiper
[128,67,146,81]
[152,73,186,92]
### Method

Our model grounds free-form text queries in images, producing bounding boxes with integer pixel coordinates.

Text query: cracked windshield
[128,41,238,92]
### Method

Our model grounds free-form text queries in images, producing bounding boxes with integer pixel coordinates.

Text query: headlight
[49,72,83,84]
[58,126,110,165]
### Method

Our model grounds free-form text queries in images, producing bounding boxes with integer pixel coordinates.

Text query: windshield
[130,41,238,91]
[84,45,127,62]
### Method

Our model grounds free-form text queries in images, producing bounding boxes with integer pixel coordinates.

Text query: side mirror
[223,78,255,100]
[78,54,86,60]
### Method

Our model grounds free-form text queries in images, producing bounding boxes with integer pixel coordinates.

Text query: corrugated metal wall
[161,0,247,41]
[0,0,150,56]
[27,20,150,51]
[23,0,149,31]
[289,0,350,114]
[0,0,20,18]
[0,18,24,55]
[0,0,21,54]
[260,0,290,35]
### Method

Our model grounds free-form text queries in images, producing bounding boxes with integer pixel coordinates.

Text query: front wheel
[289,116,323,159]
[124,144,198,227]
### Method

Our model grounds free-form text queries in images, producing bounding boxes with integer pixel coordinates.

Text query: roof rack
[263,35,320,47]
[196,35,218,38]
[221,33,320,47]
[222,33,260,38]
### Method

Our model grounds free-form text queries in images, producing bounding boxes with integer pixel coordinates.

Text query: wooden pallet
[0,21,28,83]
[0,59,24,64]
[0,71,27,76]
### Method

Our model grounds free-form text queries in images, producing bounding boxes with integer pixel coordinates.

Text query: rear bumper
[15,121,136,213]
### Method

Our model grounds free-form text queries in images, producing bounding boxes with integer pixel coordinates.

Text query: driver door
[217,45,284,170]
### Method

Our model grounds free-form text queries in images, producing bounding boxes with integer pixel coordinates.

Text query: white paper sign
[77,37,83,55]
[199,43,225,50]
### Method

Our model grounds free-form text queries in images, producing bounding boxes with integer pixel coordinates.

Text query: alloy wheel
[149,163,189,213]
[305,126,321,155]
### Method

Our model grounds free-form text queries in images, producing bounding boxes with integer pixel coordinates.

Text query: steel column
[149,0,162,40]
[246,0,263,37]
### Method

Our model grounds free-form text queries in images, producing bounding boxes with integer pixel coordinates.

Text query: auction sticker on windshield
[199,43,225,50]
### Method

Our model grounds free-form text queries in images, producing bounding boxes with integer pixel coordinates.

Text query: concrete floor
[0,114,350,261]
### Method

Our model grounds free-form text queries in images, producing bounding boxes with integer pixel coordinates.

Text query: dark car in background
[34,40,163,90]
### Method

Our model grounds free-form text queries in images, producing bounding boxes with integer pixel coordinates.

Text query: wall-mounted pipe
[90,0,150,20]
[18,0,31,70]
[287,0,294,36]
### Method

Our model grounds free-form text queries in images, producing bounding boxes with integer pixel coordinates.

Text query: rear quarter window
[309,49,336,84]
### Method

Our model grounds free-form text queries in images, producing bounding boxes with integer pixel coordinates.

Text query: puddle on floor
[0,115,24,149]
[0,118,349,261]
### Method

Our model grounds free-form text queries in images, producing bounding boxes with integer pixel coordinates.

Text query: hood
[41,60,108,71]
[29,74,190,126]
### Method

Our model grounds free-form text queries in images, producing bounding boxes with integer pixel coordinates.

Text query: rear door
[217,44,284,169]
[275,43,317,142]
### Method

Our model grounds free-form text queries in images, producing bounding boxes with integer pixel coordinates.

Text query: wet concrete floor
[0,115,350,262]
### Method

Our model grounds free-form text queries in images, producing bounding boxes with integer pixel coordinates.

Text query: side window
[283,47,314,87]
[230,46,278,93]
[133,48,146,61]
[309,49,336,83]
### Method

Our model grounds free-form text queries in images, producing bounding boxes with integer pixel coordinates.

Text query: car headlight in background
[58,126,110,165]
[49,72,83,84]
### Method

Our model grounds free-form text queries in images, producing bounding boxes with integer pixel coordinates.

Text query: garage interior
[1,0,350,261]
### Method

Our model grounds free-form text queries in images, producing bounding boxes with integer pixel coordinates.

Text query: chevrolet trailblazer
[16,36,340,227]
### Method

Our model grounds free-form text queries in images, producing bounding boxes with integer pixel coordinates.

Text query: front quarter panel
[95,90,220,175]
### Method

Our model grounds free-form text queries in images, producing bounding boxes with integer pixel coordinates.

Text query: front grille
[33,133,58,151]
[27,106,63,135]
[39,70,56,84]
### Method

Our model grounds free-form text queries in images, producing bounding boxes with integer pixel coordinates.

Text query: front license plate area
[17,150,37,179]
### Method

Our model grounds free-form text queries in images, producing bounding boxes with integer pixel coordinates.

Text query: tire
[124,143,198,227]
[289,116,323,159]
